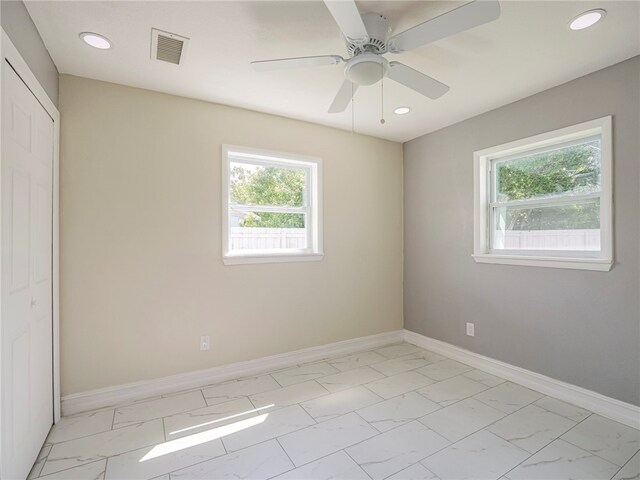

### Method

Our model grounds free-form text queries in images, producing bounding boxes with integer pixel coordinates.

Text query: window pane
[230,161,306,207]
[229,212,307,251]
[495,138,601,202]
[492,200,600,251]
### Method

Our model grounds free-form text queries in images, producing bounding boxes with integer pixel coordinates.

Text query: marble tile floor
[29,343,639,480]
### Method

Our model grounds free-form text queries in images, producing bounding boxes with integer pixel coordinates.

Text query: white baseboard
[404,329,640,430]
[61,329,404,417]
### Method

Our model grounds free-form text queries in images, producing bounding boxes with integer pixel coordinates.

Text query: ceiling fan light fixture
[394,106,411,115]
[569,9,606,30]
[79,32,111,49]
[345,54,388,86]
[348,62,383,86]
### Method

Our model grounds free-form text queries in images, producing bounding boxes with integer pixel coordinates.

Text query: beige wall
[59,75,403,396]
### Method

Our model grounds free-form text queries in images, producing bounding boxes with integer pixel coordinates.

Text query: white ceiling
[26,1,640,143]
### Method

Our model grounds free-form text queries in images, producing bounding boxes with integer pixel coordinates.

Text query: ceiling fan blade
[251,55,344,72]
[324,0,369,42]
[328,79,357,113]
[387,62,450,99]
[388,0,500,53]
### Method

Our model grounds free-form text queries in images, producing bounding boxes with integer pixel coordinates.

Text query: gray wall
[404,56,640,406]
[1,0,58,106]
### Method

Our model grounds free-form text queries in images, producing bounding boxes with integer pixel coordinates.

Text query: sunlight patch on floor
[140,413,269,462]
[169,404,273,436]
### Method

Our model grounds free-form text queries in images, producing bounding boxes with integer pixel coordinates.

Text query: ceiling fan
[251,0,500,114]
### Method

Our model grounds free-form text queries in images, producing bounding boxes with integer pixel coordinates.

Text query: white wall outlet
[466,323,475,337]
[200,335,210,351]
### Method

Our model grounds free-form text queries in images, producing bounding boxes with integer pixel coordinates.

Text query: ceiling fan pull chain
[380,64,385,125]
[351,82,355,134]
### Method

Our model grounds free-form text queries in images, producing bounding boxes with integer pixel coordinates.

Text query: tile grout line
[334,409,459,480]
[411,375,491,406]
[101,393,209,435]
[103,456,110,480]
[36,457,106,480]
[27,446,51,480]
[499,412,596,479]
[406,407,538,478]
[342,448,375,480]
[365,421,456,478]
[606,449,640,480]
[274,437,297,471]
[354,383,385,402]
[558,421,640,468]
[368,385,576,479]
[219,404,317,455]
[246,394,319,426]
[165,437,294,479]
[261,444,375,479]
[379,460,432,480]
[161,416,168,443]
[248,379,333,417]
[40,424,167,477]
[43,418,149,448]
[320,404,504,479]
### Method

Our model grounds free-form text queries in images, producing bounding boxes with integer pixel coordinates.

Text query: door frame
[0,28,61,431]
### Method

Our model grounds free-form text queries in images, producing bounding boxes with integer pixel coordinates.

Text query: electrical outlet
[200,336,210,351]
[466,323,475,337]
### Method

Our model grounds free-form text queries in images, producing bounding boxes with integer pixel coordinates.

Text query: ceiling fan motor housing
[346,12,391,56]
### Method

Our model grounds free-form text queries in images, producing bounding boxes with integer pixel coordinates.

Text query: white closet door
[1,60,54,480]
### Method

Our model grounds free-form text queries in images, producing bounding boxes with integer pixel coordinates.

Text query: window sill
[223,252,324,266]
[472,254,612,271]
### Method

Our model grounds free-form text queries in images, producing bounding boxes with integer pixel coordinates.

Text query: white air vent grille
[157,35,183,64]
[151,28,189,66]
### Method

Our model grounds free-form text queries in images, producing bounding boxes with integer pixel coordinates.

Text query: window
[222,145,323,265]
[473,116,612,271]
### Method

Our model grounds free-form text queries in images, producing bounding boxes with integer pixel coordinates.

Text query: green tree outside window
[231,165,306,228]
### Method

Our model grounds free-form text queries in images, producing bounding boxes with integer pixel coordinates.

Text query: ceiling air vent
[151,28,189,66]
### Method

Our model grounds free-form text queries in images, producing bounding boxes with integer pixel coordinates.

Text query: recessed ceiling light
[569,9,606,31]
[79,32,111,49]
[394,106,411,115]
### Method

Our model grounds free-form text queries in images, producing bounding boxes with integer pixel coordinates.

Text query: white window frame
[222,145,323,265]
[473,116,613,271]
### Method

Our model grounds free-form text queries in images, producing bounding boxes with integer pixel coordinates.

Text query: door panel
[11,331,30,449]
[31,308,51,427]
[2,60,54,480]
[9,101,31,152]
[33,181,51,284]
[10,170,30,292]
